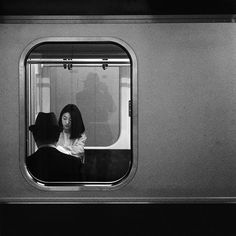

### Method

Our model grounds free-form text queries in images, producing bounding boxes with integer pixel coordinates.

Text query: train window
[20,38,137,189]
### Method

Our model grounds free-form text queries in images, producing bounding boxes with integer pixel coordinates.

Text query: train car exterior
[1,15,236,203]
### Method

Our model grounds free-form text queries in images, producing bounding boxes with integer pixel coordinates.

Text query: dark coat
[26,147,82,182]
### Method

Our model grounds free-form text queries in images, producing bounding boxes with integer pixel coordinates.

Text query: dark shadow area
[82,149,131,182]
[1,204,236,236]
[0,0,236,15]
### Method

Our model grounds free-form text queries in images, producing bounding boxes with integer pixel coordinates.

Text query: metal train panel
[1,17,236,203]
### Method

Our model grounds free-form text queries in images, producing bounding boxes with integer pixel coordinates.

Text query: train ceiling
[28,43,129,59]
[0,0,236,15]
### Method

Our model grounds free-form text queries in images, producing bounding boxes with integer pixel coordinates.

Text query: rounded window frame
[19,37,138,191]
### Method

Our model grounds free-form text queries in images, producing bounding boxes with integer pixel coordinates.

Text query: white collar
[38,144,56,149]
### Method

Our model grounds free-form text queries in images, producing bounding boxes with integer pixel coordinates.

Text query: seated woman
[57,104,87,163]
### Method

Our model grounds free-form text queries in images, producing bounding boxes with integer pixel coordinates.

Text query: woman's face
[62,112,71,132]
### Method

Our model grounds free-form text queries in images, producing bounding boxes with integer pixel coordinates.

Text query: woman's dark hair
[59,104,85,139]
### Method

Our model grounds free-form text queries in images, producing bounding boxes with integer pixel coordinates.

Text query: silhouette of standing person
[76,72,116,181]
[76,72,115,146]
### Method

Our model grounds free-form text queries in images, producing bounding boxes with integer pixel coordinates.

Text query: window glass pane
[25,41,132,185]
[45,66,119,146]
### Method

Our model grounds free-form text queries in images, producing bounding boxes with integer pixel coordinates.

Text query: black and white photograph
[1,0,236,235]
